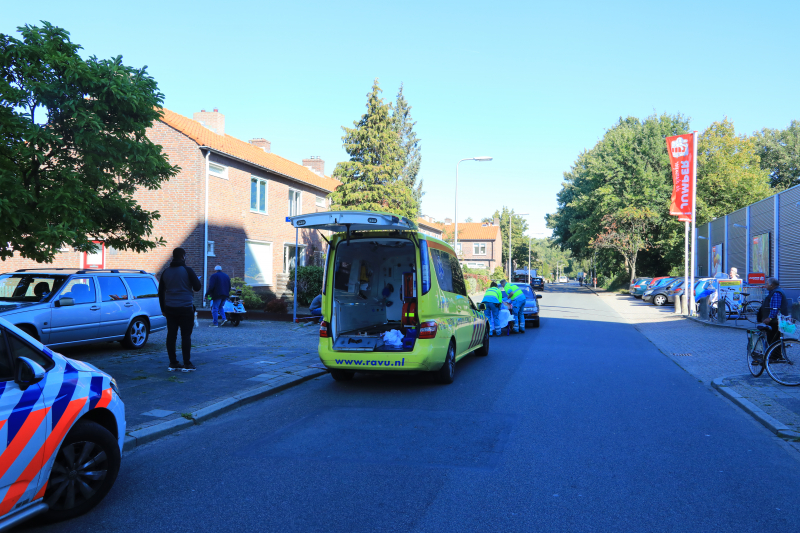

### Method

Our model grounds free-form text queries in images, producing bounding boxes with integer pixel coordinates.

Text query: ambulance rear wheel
[434,341,456,384]
[330,369,354,382]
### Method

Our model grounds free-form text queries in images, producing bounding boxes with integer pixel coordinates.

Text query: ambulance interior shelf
[331,238,419,352]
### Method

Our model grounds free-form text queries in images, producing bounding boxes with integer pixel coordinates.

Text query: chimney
[444,218,453,224]
[302,156,325,177]
[193,109,225,136]
[493,217,500,226]
[249,138,271,152]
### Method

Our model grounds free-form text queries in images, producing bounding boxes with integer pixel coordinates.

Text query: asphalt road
[25,282,800,532]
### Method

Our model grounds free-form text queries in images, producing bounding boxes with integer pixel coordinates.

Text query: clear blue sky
[4,0,800,237]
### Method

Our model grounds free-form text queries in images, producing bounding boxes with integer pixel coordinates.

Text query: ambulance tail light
[319,321,332,338]
[418,321,438,339]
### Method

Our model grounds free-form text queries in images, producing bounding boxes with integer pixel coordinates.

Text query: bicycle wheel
[742,301,761,324]
[765,339,800,386]
[747,332,766,377]
[710,300,732,321]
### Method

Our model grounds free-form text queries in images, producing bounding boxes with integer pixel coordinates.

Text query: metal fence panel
[780,187,800,288]
[728,208,746,276]
[697,223,709,277]
[750,196,775,276]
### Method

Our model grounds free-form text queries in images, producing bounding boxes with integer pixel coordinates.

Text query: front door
[49,277,100,345]
[0,328,47,508]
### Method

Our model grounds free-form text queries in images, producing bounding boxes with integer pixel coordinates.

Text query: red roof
[443,222,500,241]
[158,108,340,193]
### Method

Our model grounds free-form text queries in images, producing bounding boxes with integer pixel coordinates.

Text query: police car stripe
[88,375,104,410]
[7,386,44,446]
[95,388,113,409]
[0,382,6,402]
[0,407,49,481]
[50,364,79,431]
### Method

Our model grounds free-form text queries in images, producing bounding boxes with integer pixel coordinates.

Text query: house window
[245,240,272,286]
[207,241,215,257]
[455,243,462,255]
[473,243,486,255]
[251,177,268,214]
[209,162,228,179]
[289,189,302,217]
[316,195,326,208]
[284,244,306,273]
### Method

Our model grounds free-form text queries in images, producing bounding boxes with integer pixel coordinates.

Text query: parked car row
[629,275,717,307]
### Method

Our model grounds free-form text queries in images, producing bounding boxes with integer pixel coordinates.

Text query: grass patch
[131,376,148,380]
[167,375,183,383]
[180,413,194,420]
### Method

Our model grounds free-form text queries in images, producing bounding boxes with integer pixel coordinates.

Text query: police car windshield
[0,274,68,303]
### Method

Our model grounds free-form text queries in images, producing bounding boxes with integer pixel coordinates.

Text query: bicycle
[746,323,800,386]
[711,291,761,323]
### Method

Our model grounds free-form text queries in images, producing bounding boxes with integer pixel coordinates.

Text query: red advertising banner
[666,134,695,221]
[748,273,766,285]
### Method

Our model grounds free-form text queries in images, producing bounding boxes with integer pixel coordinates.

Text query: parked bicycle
[710,291,761,323]
[746,323,800,386]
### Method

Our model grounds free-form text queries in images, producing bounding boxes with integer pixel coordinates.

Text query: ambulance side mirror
[477,303,486,311]
[535,294,542,299]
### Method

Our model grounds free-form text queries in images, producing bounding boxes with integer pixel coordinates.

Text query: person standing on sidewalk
[159,247,202,372]
[207,265,231,327]
[500,280,526,333]
[759,277,788,347]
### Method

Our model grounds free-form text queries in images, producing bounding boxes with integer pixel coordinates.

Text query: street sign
[748,273,765,285]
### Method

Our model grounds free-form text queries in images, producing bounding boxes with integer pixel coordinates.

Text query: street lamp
[508,211,529,279]
[454,157,493,253]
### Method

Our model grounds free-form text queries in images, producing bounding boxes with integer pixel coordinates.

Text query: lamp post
[454,156,493,253]
[508,212,529,279]
[526,233,544,283]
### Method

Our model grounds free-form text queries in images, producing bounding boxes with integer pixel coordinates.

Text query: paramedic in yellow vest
[501,280,526,333]
[481,282,504,336]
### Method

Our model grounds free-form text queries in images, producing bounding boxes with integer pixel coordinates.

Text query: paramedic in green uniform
[481,282,504,336]
[501,280,526,333]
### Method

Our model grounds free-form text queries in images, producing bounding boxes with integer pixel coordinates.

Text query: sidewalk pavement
[58,318,327,451]
[589,287,800,451]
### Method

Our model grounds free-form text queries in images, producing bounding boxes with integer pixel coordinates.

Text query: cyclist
[759,277,788,347]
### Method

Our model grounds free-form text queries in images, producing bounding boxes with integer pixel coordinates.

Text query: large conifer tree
[330,80,416,220]
[394,84,423,217]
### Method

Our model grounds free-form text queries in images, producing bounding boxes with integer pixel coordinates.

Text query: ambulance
[289,211,490,383]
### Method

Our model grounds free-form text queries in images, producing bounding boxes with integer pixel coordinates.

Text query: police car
[0,317,124,529]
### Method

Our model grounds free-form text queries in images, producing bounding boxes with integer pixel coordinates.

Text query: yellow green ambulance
[289,211,490,384]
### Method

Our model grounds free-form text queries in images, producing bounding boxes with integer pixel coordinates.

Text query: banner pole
[684,221,689,313]
[689,131,698,315]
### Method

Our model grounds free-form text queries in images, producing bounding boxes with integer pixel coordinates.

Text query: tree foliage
[753,120,800,190]
[592,207,656,283]
[546,113,772,282]
[0,22,178,263]
[485,208,530,274]
[330,80,417,221]
[394,84,423,217]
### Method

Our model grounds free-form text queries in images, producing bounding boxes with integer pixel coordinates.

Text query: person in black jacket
[158,247,202,371]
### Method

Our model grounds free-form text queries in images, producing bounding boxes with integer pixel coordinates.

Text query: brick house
[417,215,444,239]
[3,107,340,306]
[442,219,503,272]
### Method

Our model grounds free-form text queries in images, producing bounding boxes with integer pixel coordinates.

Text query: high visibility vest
[504,283,523,301]
[482,287,502,303]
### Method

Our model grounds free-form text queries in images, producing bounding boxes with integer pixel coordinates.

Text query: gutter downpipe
[203,148,210,307]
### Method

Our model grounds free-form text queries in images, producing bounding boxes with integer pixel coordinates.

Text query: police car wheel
[44,421,121,521]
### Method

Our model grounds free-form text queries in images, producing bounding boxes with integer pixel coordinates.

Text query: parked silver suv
[0,268,166,349]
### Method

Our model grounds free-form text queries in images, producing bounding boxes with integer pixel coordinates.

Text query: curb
[711,376,800,440]
[123,369,328,452]
[686,316,751,330]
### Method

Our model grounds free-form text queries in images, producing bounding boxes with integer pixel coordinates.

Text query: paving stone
[141,409,176,418]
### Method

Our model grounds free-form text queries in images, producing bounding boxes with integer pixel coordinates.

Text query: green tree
[753,120,800,190]
[330,80,416,220]
[394,84,423,217]
[592,206,657,283]
[0,22,178,263]
[696,118,771,221]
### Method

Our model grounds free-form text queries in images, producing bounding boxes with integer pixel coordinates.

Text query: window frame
[250,176,268,215]
[315,195,326,208]
[0,329,15,381]
[123,276,159,299]
[56,276,98,305]
[245,239,273,287]
[97,276,130,302]
[473,242,487,256]
[207,241,216,257]
[209,162,228,180]
[283,243,307,274]
[288,189,302,217]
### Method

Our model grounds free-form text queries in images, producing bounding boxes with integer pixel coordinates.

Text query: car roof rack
[15,268,149,274]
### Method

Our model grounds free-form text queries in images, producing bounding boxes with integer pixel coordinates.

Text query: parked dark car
[629,277,652,298]
[516,283,542,328]
[531,276,545,291]
[645,278,682,306]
